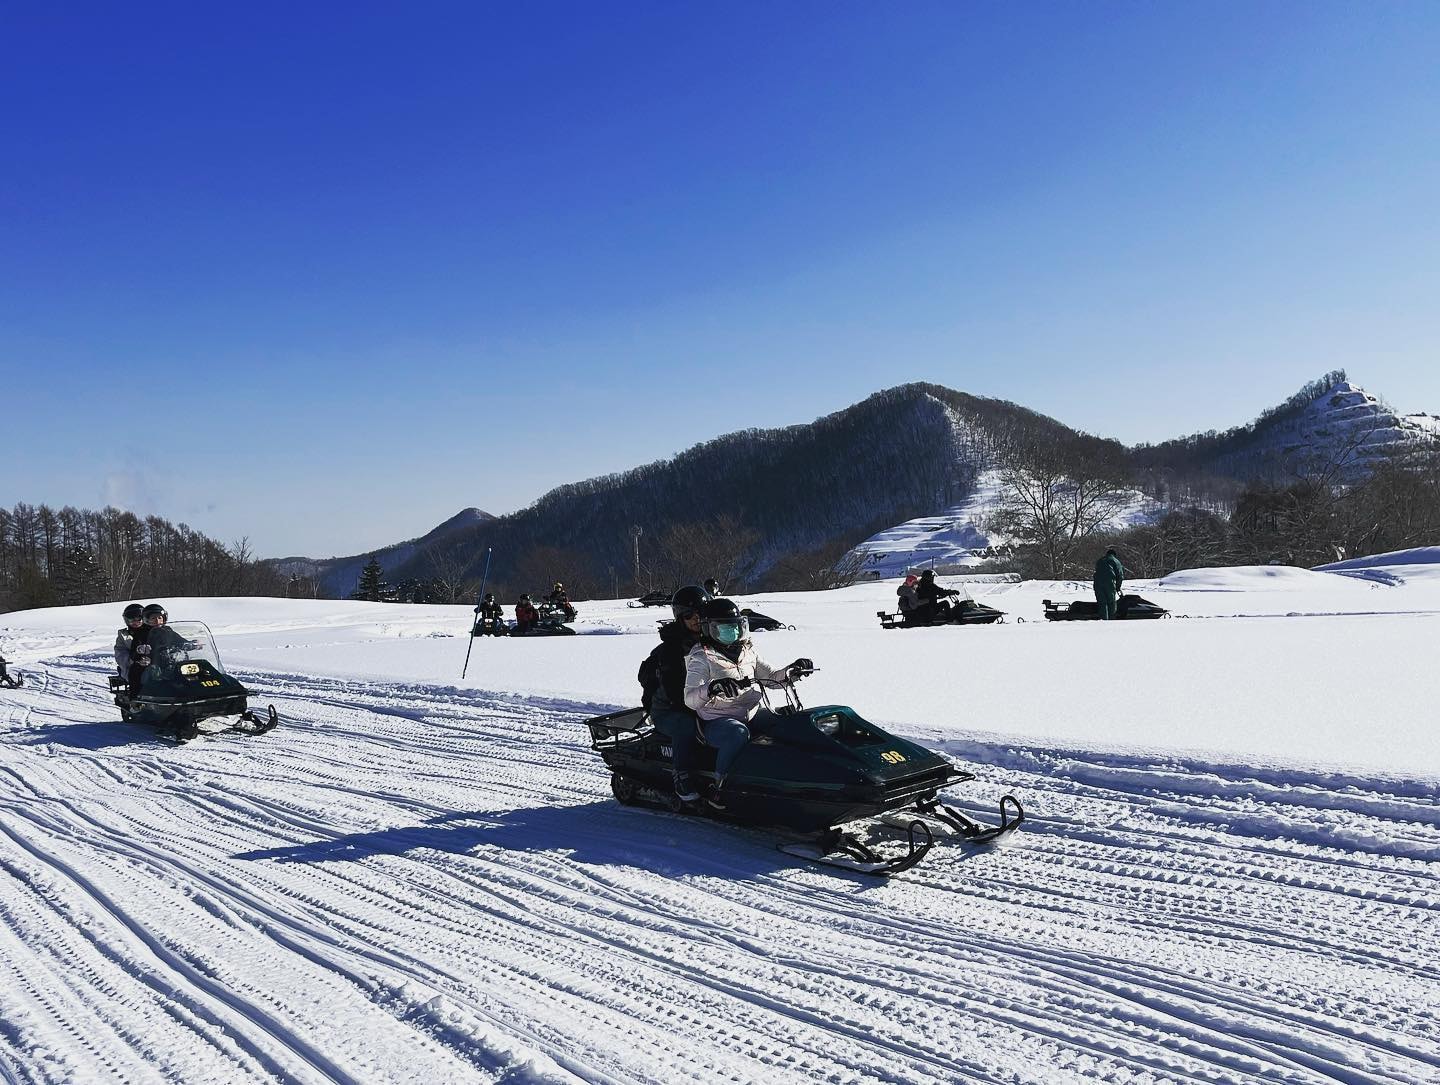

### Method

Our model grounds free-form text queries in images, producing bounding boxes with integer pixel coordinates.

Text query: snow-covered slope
[1210,380,1440,480]
[848,469,1162,578]
[1,568,1438,1083]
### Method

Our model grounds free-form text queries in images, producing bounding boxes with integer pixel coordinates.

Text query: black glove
[708,677,742,699]
[786,658,814,677]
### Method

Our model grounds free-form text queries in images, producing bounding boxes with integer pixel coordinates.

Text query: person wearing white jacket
[684,597,812,804]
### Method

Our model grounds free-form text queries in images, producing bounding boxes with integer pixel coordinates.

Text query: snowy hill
[0,564,1437,1081]
[1135,375,1440,483]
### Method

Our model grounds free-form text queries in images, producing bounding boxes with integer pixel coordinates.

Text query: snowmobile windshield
[142,621,227,681]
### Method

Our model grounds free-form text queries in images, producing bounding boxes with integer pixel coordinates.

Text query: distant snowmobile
[628,589,674,609]
[1042,594,1169,621]
[740,608,794,632]
[583,673,1022,876]
[0,655,22,689]
[878,598,1006,629]
[108,620,278,743]
[511,601,578,637]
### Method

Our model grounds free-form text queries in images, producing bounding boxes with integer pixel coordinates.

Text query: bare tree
[990,437,1133,577]
[651,515,761,593]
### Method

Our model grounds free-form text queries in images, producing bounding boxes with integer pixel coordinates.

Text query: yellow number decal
[880,750,906,764]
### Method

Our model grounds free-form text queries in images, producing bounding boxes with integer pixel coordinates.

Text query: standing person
[1094,548,1125,620]
[514,593,539,634]
[915,569,959,624]
[114,603,146,680]
[637,585,709,801]
[684,597,812,806]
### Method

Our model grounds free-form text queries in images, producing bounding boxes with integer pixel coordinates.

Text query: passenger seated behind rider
[914,569,959,624]
[114,603,146,682]
[637,585,710,802]
[514,593,538,633]
[896,574,920,622]
[683,597,813,806]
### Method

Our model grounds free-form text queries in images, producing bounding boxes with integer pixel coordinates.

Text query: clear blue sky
[3,2,1437,557]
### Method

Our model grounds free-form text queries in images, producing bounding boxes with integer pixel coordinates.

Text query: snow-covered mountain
[1135,375,1440,483]
[298,376,1437,594]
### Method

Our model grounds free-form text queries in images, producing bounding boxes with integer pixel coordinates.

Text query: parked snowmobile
[740,608,794,632]
[512,601,577,637]
[583,674,1022,876]
[107,621,278,743]
[0,655,22,689]
[878,598,1006,629]
[1042,594,1169,621]
[628,589,674,609]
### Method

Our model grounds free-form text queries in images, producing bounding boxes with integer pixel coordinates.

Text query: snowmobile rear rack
[0,655,22,689]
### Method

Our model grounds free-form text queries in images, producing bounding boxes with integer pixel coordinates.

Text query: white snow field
[1,555,1438,1084]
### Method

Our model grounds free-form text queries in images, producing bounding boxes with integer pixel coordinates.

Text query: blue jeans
[649,692,700,786]
[702,708,783,782]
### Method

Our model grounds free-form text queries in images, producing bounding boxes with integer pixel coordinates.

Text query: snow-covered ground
[1,553,1437,1083]
[849,469,1162,577]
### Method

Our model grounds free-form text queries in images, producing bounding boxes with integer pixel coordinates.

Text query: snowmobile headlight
[180,663,200,676]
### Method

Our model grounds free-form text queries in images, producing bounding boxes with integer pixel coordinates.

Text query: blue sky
[3,2,1438,557]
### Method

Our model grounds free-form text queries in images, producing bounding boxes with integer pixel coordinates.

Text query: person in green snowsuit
[1093,548,1125,620]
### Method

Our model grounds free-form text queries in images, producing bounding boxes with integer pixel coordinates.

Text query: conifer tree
[352,557,387,602]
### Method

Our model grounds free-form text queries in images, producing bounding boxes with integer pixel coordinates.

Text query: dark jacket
[1094,553,1124,595]
[916,577,957,605]
[638,619,701,710]
[479,599,503,621]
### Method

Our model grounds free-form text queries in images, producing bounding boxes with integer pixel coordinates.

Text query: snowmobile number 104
[109,620,278,743]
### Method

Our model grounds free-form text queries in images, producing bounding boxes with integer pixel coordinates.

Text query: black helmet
[520,593,530,601]
[703,577,719,594]
[142,603,167,620]
[671,584,709,622]
[699,597,747,647]
[483,593,494,601]
[123,603,145,622]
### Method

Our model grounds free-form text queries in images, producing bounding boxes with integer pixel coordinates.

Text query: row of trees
[0,503,288,613]
[987,434,1440,581]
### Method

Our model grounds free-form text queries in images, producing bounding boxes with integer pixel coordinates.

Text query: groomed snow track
[1,655,1437,1084]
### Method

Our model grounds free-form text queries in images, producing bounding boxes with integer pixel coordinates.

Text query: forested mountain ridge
[288,375,1439,600]
[366,384,1084,599]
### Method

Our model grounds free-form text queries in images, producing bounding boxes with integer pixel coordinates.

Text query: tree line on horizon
[0,503,289,614]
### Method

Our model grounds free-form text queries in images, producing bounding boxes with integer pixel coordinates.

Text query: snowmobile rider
[548,582,577,622]
[914,569,959,624]
[896,574,920,622]
[1094,549,1125,620]
[114,603,146,679]
[514,593,539,634]
[637,584,710,802]
[477,592,506,635]
[684,597,813,805]
[703,577,720,597]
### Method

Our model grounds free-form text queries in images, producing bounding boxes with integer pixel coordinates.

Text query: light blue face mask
[712,622,742,645]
